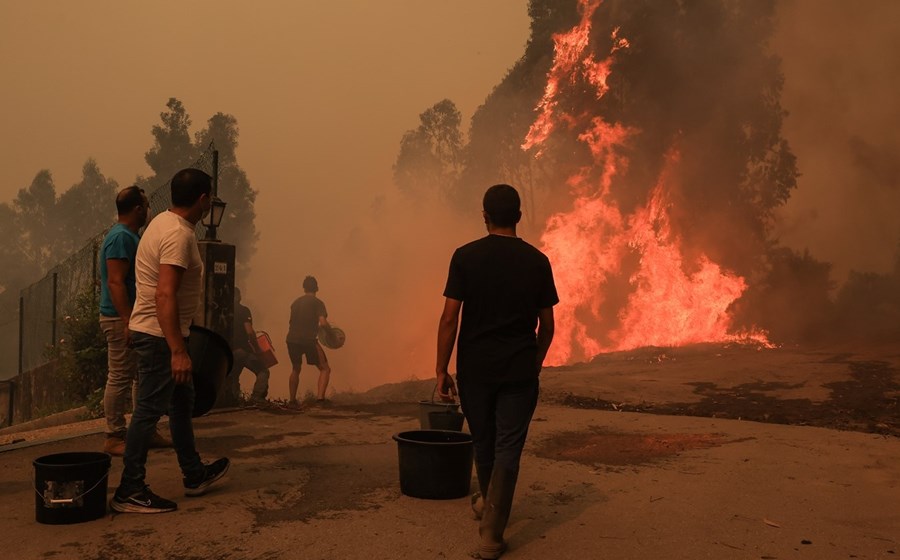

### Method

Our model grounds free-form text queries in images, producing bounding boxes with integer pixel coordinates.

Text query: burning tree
[398,0,804,365]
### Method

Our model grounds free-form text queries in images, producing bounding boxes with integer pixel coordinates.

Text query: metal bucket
[417,400,460,429]
[318,325,346,349]
[33,452,110,524]
[392,430,472,499]
[417,385,460,429]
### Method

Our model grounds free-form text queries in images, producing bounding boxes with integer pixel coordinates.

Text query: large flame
[526,0,769,365]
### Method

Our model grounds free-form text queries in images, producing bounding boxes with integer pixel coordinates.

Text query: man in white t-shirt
[111,168,230,514]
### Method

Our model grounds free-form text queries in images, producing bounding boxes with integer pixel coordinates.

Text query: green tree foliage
[12,170,58,276]
[393,99,464,204]
[0,202,36,291]
[144,98,199,180]
[55,159,118,256]
[48,290,107,414]
[1,164,117,287]
[0,163,115,382]
[138,99,258,276]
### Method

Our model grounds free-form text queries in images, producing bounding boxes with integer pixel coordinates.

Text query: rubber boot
[472,462,493,520]
[478,467,518,559]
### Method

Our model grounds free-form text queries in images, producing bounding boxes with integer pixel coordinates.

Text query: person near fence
[99,185,172,456]
[286,275,332,408]
[436,184,558,559]
[111,168,229,514]
[229,286,270,404]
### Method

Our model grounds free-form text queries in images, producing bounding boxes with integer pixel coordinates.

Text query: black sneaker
[110,485,177,514]
[183,457,230,497]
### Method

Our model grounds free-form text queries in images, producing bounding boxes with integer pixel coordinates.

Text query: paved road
[1,398,897,559]
[2,343,898,559]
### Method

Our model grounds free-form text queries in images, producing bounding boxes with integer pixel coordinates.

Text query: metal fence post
[92,241,99,304]
[18,296,23,375]
[212,149,219,198]
[51,272,58,348]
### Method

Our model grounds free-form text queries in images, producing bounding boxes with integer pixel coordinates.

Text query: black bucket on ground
[33,452,111,524]
[427,409,465,431]
[392,430,472,499]
[189,325,234,417]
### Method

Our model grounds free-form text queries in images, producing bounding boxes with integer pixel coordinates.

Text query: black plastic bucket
[428,409,465,431]
[189,325,234,417]
[392,430,473,499]
[33,452,111,524]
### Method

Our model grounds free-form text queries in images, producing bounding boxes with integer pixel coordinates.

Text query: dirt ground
[0,342,897,559]
[541,343,900,437]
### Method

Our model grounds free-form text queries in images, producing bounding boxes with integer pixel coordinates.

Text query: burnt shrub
[733,247,835,344]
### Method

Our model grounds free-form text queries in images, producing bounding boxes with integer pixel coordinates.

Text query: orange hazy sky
[0,1,530,207]
[0,1,533,394]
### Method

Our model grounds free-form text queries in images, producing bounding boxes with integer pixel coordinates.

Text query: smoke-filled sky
[773,0,900,281]
[0,1,531,394]
[1,1,897,395]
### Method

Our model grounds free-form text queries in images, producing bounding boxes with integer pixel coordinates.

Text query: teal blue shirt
[99,223,140,317]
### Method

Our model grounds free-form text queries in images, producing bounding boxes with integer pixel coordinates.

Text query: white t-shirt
[129,210,203,338]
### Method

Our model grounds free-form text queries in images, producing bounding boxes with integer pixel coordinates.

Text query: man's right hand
[436,370,457,402]
[171,348,193,385]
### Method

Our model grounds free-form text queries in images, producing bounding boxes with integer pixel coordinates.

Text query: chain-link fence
[17,143,217,374]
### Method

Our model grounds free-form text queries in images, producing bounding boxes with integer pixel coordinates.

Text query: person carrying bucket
[436,184,558,559]
[111,168,230,514]
[229,287,271,404]
[285,275,333,408]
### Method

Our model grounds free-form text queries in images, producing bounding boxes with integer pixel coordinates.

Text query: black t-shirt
[443,234,559,382]
[233,303,253,351]
[286,294,327,343]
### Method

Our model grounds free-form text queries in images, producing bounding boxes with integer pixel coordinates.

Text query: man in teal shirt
[99,186,168,455]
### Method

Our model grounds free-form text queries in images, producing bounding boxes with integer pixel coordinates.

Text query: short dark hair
[170,168,212,208]
[116,186,145,215]
[483,184,521,227]
[303,276,318,292]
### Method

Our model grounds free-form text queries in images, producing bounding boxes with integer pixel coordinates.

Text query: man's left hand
[171,349,193,385]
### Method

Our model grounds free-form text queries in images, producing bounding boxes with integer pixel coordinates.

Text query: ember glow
[526,0,770,365]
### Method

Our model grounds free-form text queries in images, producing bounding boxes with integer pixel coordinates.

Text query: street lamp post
[203,197,227,242]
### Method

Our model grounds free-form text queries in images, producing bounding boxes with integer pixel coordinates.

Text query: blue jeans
[118,332,204,494]
[457,377,540,491]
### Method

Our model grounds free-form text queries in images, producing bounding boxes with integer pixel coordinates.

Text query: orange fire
[525,0,770,365]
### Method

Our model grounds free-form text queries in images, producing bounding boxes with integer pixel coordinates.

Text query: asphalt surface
[0,343,897,559]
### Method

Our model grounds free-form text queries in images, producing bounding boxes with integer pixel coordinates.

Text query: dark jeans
[457,377,540,481]
[118,332,204,495]
[230,348,270,400]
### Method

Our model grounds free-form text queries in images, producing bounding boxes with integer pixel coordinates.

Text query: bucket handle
[33,467,110,505]
[431,383,458,406]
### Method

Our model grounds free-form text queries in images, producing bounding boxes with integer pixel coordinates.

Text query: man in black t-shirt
[285,275,332,408]
[229,287,270,403]
[436,184,558,560]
